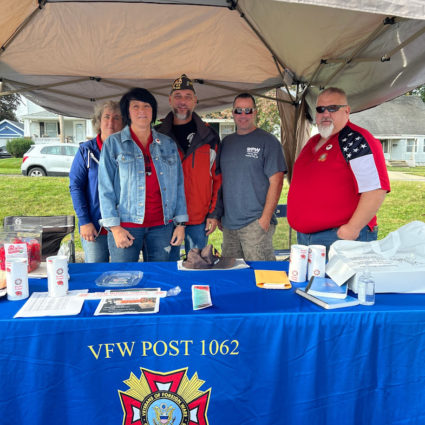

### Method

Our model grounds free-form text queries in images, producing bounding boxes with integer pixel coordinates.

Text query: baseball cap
[171,74,196,94]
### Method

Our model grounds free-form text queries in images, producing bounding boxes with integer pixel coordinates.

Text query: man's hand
[170,225,185,246]
[258,216,270,232]
[338,189,387,240]
[110,226,135,248]
[80,223,98,242]
[337,223,361,240]
[205,218,218,236]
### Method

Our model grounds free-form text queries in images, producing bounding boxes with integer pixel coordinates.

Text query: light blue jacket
[98,126,188,228]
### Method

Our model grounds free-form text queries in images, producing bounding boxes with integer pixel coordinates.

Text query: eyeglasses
[315,104,348,113]
[233,107,255,115]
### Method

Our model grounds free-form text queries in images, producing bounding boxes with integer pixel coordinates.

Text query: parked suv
[21,143,80,177]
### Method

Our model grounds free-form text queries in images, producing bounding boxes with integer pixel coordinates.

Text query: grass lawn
[0,158,23,175]
[1,167,424,256]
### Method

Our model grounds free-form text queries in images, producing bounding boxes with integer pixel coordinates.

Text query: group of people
[69,76,390,264]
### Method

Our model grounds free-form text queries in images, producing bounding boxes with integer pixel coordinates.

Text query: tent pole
[0,2,46,56]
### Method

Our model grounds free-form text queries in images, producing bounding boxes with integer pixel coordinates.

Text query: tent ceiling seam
[0,77,92,96]
[234,3,290,88]
[313,16,400,88]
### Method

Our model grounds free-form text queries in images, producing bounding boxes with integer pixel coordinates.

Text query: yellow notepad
[254,270,292,289]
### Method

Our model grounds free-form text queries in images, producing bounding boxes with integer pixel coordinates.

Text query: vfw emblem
[119,367,211,425]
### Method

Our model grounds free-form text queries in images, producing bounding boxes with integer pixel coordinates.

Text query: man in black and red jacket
[156,74,221,260]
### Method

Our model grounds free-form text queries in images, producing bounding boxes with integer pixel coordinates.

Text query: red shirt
[121,129,164,228]
[287,121,390,234]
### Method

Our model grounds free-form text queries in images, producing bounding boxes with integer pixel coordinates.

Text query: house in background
[351,95,425,166]
[18,99,93,144]
[204,118,235,140]
[0,119,24,149]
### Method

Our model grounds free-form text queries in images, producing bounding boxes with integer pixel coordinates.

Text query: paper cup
[47,255,69,297]
[307,245,326,280]
[288,244,308,282]
[6,258,29,301]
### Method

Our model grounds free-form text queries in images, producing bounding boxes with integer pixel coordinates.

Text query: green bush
[6,138,34,158]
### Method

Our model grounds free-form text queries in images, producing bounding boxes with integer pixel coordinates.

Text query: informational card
[192,285,212,310]
[94,288,160,315]
[14,289,88,318]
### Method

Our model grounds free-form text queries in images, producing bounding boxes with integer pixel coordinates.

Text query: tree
[414,85,425,102]
[0,93,21,121]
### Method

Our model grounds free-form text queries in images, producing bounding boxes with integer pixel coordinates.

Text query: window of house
[45,122,58,137]
[380,139,389,153]
[220,123,235,138]
[406,139,417,153]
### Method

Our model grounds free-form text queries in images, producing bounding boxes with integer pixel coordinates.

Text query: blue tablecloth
[1,261,425,425]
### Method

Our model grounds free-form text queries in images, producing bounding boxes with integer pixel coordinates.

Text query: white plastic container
[6,258,29,301]
[47,255,69,297]
[288,244,308,282]
[307,245,326,280]
[357,270,375,305]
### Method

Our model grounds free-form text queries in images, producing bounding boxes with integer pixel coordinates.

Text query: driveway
[388,171,425,182]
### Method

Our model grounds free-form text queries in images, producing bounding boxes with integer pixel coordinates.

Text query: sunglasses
[233,107,255,115]
[315,104,348,113]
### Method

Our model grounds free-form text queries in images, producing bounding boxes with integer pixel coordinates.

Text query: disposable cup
[307,245,326,280]
[6,258,29,301]
[46,255,69,297]
[288,244,308,282]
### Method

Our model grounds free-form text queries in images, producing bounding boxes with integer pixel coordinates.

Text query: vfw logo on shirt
[246,147,261,158]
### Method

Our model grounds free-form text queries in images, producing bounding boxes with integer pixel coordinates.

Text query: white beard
[173,108,191,121]
[318,122,334,139]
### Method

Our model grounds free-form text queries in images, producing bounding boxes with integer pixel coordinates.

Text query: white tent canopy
[1,0,425,121]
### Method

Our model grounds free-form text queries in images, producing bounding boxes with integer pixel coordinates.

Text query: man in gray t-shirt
[217,93,287,261]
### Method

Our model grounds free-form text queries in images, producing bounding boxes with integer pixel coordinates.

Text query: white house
[18,99,93,144]
[351,95,425,166]
[0,119,24,149]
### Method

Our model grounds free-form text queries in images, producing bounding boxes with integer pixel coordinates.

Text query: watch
[175,222,186,227]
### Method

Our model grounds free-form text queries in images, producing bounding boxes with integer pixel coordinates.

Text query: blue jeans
[107,223,174,262]
[297,226,378,256]
[169,223,208,261]
[81,234,109,263]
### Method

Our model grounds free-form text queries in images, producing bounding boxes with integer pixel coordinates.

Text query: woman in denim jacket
[69,101,123,262]
[98,88,188,262]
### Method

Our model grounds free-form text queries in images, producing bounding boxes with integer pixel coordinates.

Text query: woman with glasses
[70,100,124,263]
[98,88,188,262]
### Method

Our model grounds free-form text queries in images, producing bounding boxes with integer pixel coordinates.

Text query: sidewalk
[388,171,425,182]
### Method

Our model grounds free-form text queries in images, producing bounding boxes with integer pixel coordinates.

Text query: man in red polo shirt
[287,87,390,251]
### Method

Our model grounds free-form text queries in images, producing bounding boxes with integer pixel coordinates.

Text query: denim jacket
[98,126,188,228]
[69,136,103,232]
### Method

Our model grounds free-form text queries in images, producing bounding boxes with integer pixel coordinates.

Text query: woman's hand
[170,225,185,246]
[80,223,98,242]
[110,226,135,248]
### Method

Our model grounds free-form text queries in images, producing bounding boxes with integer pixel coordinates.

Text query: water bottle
[357,269,375,305]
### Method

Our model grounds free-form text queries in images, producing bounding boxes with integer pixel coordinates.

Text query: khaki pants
[222,220,276,261]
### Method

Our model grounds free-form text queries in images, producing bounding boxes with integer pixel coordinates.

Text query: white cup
[288,244,308,282]
[6,258,29,301]
[46,255,69,297]
[307,245,326,280]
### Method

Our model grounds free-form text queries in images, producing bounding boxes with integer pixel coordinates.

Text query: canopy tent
[1,0,425,176]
